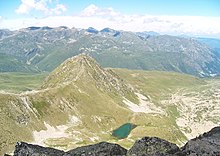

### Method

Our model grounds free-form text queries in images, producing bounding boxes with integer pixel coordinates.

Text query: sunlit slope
[1,54,220,155]
[114,68,220,139]
[113,69,205,102]
[0,72,47,93]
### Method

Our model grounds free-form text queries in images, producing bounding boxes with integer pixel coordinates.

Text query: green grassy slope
[1,55,220,155]
[113,69,205,103]
[0,72,48,93]
[0,53,39,73]
[114,68,220,141]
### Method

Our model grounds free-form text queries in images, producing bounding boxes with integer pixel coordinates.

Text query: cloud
[81,4,120,18]
[1,4,219,38]
[78,5,220,38]
[15,0,66,15]
[15,0,35,14]
[50,4,66,15]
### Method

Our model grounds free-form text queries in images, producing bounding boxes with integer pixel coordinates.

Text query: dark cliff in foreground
[6,126,220,156]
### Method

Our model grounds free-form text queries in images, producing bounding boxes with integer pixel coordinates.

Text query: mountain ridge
[0,26,220,77]
[1,54,220,155]
[0,54,139,154]
[41,53,136,101]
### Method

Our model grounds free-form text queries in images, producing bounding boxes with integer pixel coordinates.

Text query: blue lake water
[112,123,137,139]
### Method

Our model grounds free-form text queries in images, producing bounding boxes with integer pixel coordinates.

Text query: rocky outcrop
[64,142,127,156]
[127,137,181,156]
[129,137,183,156]
[7,126,220,156]
[181,126,220,155]
[12,142,127,156]
[13,142,65,156]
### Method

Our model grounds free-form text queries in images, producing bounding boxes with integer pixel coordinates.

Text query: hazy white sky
[0,0,220,38]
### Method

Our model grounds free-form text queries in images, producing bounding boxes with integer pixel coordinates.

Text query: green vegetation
[0,94,34,155]
[0,53,39,72]
[32,101,49,116]
[0,72,48,93]
[130,113,187,145]
[1,28,220,77]
[1,54,220,155]
[113,69,205,103]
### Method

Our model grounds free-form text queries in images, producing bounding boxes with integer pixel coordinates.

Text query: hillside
[0,54,220,155]
[0,53,39,73]
[197,37,220,54]
[0,72,47,93]
[114,69,220,138]
[0,27,220,77]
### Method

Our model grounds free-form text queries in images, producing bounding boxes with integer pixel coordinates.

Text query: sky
[0,0,220,38]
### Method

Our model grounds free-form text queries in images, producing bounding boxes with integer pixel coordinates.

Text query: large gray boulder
[127,137,182,156]
[13,142,65,156]
[12,141,127,156]
[181,126,220,156]
[64,142,127,156]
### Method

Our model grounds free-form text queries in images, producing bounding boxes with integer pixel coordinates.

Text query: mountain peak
[25,26,53,31]
[42,54,134,98]
[100,28,121,37]
[86,27,99,34]
[100,28,115,33]
[68,53,94,63]
[42,54,96,87]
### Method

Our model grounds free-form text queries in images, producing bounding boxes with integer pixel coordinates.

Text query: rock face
[127,137,181,156]
[12,142,127,156]
[64,142,127,156]
[8,126,220,156]
[181,126,220,155]
[13,142,65,156]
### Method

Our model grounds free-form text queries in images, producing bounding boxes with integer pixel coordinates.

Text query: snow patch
[32,122,68,146]
[90,136,100,142]
[20,96,38,117]
[163,87,220,140]
[210,73,217,77]
[176,118,217,139]
[68,38,77,43]
[69,115,81,125]
[123,93,164,114]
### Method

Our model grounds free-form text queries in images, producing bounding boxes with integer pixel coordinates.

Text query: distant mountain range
[197,37,220,54]
[0,26,220,77]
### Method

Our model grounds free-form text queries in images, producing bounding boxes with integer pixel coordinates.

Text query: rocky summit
[7,126,220,156]
[12,142,127,156]
[64,142,127,156]
[13,142,65,156]
[127,137,181,156]
[181,126,220,155]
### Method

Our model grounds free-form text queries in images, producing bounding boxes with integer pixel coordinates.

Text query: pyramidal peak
[41,54,135,98]
[67,53,96,65]
[42,53,98,87]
